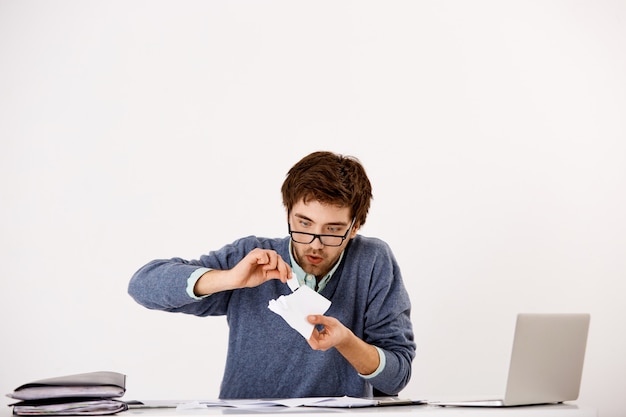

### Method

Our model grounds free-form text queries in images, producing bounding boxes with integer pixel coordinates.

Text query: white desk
[2,403,596,417]
[118,404,595,417]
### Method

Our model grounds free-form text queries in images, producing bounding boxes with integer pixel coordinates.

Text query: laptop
[430,313,590,407]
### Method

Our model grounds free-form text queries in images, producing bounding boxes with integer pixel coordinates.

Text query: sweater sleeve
[128,257,230,316]
[353,238,416,395]
[128,236,289,317]
[367,311,414,395]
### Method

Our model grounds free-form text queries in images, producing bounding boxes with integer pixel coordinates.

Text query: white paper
[301,396,380,408]
[285,274,300,292]
[267,286,331,339]
[177,396,380,410]
[13,399,127,415]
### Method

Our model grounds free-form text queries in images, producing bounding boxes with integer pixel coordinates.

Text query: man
[128,151,415,399]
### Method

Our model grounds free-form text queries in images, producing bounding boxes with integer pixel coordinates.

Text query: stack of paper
[7,371,128,415]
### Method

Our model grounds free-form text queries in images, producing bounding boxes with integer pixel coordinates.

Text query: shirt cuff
[186,267,211,300]
[359,346,386,379]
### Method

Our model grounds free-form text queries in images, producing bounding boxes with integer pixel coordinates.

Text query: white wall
[1,1,624,416]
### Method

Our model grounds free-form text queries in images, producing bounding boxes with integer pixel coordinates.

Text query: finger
[308,327,320,343]
[253,250,270,265]
[307,337,317,349]
[262,256,284,280]
[261,253,289,279]
[276,259,292,282]
[261,251,279,270]
[307,314,322,324]
[307,330,330,351]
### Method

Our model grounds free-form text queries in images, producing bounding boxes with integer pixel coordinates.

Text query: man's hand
[194,248,291,296]
[307,314,351,351]
[232,248,292,288]
[307,314,380,376]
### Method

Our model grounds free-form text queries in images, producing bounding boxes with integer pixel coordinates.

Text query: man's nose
[310,235,325,249]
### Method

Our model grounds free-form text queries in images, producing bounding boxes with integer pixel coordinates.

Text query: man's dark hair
[281,151,373,227]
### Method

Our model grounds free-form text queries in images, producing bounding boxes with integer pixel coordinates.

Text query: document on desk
[178,396,422,409]
[268,285,331,339]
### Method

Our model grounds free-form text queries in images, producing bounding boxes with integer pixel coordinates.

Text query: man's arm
[129,247,292,310]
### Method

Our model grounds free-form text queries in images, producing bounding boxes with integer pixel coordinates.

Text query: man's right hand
[194,248,292,296]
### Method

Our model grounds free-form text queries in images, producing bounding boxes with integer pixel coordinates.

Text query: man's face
[288,199,358,278]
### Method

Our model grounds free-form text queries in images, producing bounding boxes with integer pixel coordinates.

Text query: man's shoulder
[228,235,290,253]
[346,235,396,264]
[350,234,391,251]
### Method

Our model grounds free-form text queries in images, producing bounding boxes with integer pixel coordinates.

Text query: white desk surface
[2,403,596,417]
[122,403,594,417]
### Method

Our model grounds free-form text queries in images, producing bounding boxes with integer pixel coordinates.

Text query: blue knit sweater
[128,235,415,399]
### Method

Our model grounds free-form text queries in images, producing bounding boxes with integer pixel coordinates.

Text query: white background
[1,1,625,416]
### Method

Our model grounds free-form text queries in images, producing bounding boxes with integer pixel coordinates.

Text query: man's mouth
[306,254,323,265]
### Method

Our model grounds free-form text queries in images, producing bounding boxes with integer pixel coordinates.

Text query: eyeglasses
[288,218,356,247]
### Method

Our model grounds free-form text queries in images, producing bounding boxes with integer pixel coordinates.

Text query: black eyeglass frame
[288,217,356,247]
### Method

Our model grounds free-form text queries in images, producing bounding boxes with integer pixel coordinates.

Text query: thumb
[307,314,323,324]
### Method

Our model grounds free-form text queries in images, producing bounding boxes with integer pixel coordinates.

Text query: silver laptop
[430,313,590,407]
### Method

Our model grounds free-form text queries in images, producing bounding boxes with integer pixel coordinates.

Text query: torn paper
[285,274,300,292]
[268,286,331,339]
